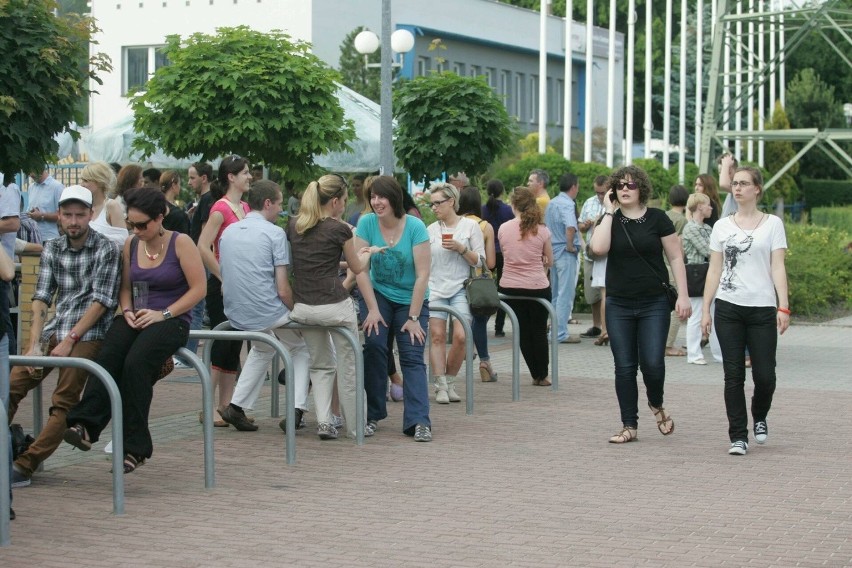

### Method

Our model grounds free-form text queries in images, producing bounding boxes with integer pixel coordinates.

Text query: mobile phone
[609,192,618,203]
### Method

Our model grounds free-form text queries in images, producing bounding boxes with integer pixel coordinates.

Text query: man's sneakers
[754,421,768,444]
[219,405,259,431]
[278,408,306,433]
[413,423,432,442]
[728,440,749,455]
[11,465,31,488]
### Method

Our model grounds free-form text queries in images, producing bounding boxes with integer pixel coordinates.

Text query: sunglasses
[126,217,153,231]
[617,181,639,190]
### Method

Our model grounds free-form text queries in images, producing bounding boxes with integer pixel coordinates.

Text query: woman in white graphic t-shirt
[701,166,790,457]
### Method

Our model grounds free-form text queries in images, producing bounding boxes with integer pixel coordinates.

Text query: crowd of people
[1,155,791,521]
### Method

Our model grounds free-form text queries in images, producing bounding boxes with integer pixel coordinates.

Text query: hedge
[785,222,852,316]
[810,206,852,232]
[803,178,852,208]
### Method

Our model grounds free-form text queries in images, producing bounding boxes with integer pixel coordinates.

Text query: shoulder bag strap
[617,218,667,283]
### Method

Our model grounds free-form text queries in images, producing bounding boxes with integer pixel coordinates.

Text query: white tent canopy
[58,84,396,172]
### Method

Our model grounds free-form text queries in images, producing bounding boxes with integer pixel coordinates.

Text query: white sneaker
[754,421,768,444]
[689,358,707,365]
[728,440,748,455]
[104,440,113,454]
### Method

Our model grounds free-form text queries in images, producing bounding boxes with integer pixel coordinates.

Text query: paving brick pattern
[5,318,851,567]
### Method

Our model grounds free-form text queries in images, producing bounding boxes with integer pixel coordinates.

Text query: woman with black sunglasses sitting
[589,166,691,445]
[64,186,206,473]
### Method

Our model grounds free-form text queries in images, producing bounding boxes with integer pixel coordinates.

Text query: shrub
[810,206,852,232]
[489,153,573,196]
[803,178,852,208]
[785,222,852,316]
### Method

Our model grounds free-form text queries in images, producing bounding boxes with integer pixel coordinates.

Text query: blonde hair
[80,161,116,198]
[429,181,460,212]
[686,192,710,220]
[295,174,348,234]
[159,170,181,194]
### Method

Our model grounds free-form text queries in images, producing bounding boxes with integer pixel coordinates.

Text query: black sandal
[63,424,92,451]
[111,453,145,474]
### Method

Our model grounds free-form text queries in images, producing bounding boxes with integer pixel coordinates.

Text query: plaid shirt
[33,228,121,343]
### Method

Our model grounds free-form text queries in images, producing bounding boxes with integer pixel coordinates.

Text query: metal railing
[498,294,559,391]
[496,301,522,401]
[9,356,125,515]
[194,328,296,464]
[1,401,11,546]
[427,305,475,415]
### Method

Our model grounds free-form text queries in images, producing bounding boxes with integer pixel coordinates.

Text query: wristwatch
[162,309,173,320]
[408,315,418,322]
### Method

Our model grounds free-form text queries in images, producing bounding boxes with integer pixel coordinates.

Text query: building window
[486,67,496,88]
[123,45,169,95]
[528,75,538,124]
[452,62,465,76]
[469,65,480,77]
[417,56,430,77]
[514,73,524,121]
[554,78,563,125]
[436,60,445,73]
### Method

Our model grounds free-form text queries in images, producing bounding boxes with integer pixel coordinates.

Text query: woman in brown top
[286,174,371,440]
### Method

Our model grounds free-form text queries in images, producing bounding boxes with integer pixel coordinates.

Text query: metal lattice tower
[699,0,852,185]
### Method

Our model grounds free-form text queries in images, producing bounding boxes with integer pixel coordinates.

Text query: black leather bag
[464,257,500,317]
[686,263,710,297]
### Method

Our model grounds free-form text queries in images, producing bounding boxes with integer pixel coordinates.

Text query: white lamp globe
[390,29,415,54]
[354,30,380,55]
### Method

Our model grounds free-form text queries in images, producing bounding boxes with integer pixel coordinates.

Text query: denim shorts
[428,288,472,322]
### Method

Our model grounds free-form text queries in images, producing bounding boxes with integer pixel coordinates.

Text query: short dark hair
[558,173,578,193]
[143,167,162,183]
[191,162,213,182]
[594,175,609,187]
[246,180,281,211]
[124,186,168,219]
[367,176,405,218]
[668,185,689,207]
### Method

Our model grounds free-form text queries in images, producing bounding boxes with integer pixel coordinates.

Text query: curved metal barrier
[497,301,523,401]
[497,294,559,391]
[194,328,297,464]
[173,347,216,489]
[427,305,475,415]
[9,356,125,514]
[1,403,10,545]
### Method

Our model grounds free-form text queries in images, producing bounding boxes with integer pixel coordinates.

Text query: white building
[89,0,623,152]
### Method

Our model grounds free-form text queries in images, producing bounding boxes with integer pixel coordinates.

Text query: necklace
[731,212,766,241]
[380,220,403,246]
[618,208,647,224]
[144,240,163,261]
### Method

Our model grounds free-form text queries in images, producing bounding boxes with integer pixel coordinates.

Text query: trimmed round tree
[393,72,515,182]
[132,26,354,177]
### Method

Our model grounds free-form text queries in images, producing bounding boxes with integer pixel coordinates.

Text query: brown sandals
[609,426,637,443]
[648,402,674,435]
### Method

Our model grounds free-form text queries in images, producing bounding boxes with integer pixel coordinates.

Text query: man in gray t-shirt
[216,180,309,432]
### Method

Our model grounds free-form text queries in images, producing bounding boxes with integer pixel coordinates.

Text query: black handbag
[685,262,709,297]
[617,219,679,311]
[464,257,500,317]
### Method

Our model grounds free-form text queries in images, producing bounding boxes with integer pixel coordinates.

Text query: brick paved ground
[4,315,851,567]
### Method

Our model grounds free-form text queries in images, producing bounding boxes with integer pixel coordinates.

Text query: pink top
[210,198,250,261]
[497,219,551,289]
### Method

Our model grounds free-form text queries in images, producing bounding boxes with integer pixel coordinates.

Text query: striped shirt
[33,228,121,342]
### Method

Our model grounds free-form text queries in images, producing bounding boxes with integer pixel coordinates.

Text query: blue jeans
[714,299,777,443]
[551,251,579,341]
[359,291,430,435]
[472,314,489,361]
[606,294,670,428]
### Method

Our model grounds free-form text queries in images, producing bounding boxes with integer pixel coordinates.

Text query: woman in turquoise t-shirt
[354,176,432,442]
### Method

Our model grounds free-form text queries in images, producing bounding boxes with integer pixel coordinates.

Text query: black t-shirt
[190,191,213,244]
[606,208,675,299]
[163,203,191,234]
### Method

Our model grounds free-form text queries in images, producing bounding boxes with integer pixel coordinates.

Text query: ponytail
[295,174,348,234]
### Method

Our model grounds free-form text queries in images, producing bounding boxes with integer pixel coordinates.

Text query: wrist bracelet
[777,307,791,315]
[123,307,133,313]
[69,330,81,343]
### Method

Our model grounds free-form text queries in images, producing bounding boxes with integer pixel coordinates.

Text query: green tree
[132,26,354,178]
[338,26,381,103]
[393,72,515,182]
[765,102,800,205]
[0,0,110,173]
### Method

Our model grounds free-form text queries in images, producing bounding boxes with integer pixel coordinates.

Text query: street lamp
[353,3,414,176]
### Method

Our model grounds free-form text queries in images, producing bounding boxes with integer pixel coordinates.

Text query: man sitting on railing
[6,186,121,487]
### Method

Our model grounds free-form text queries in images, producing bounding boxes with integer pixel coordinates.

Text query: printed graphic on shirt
[721,233,754,292]
[372,248,405,283]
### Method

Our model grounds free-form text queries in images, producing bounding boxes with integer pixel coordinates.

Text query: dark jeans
[493,253,505,333]
[206,275,242,373]
[606,294,670,428]
[714,299,778,443]
[359,291,430,434]
[67,316,189,459]
[499,285,551,381]
[472,314,490,360]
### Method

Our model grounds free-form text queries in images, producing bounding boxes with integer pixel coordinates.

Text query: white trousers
[231,312,311,411]
[290,298,362,437]
[687,297,723,363]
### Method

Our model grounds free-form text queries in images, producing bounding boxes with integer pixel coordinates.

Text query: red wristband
[777,307,791,315]
[69,330,81,343]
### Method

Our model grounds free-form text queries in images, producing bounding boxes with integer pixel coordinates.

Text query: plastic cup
[132,281,149,310]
